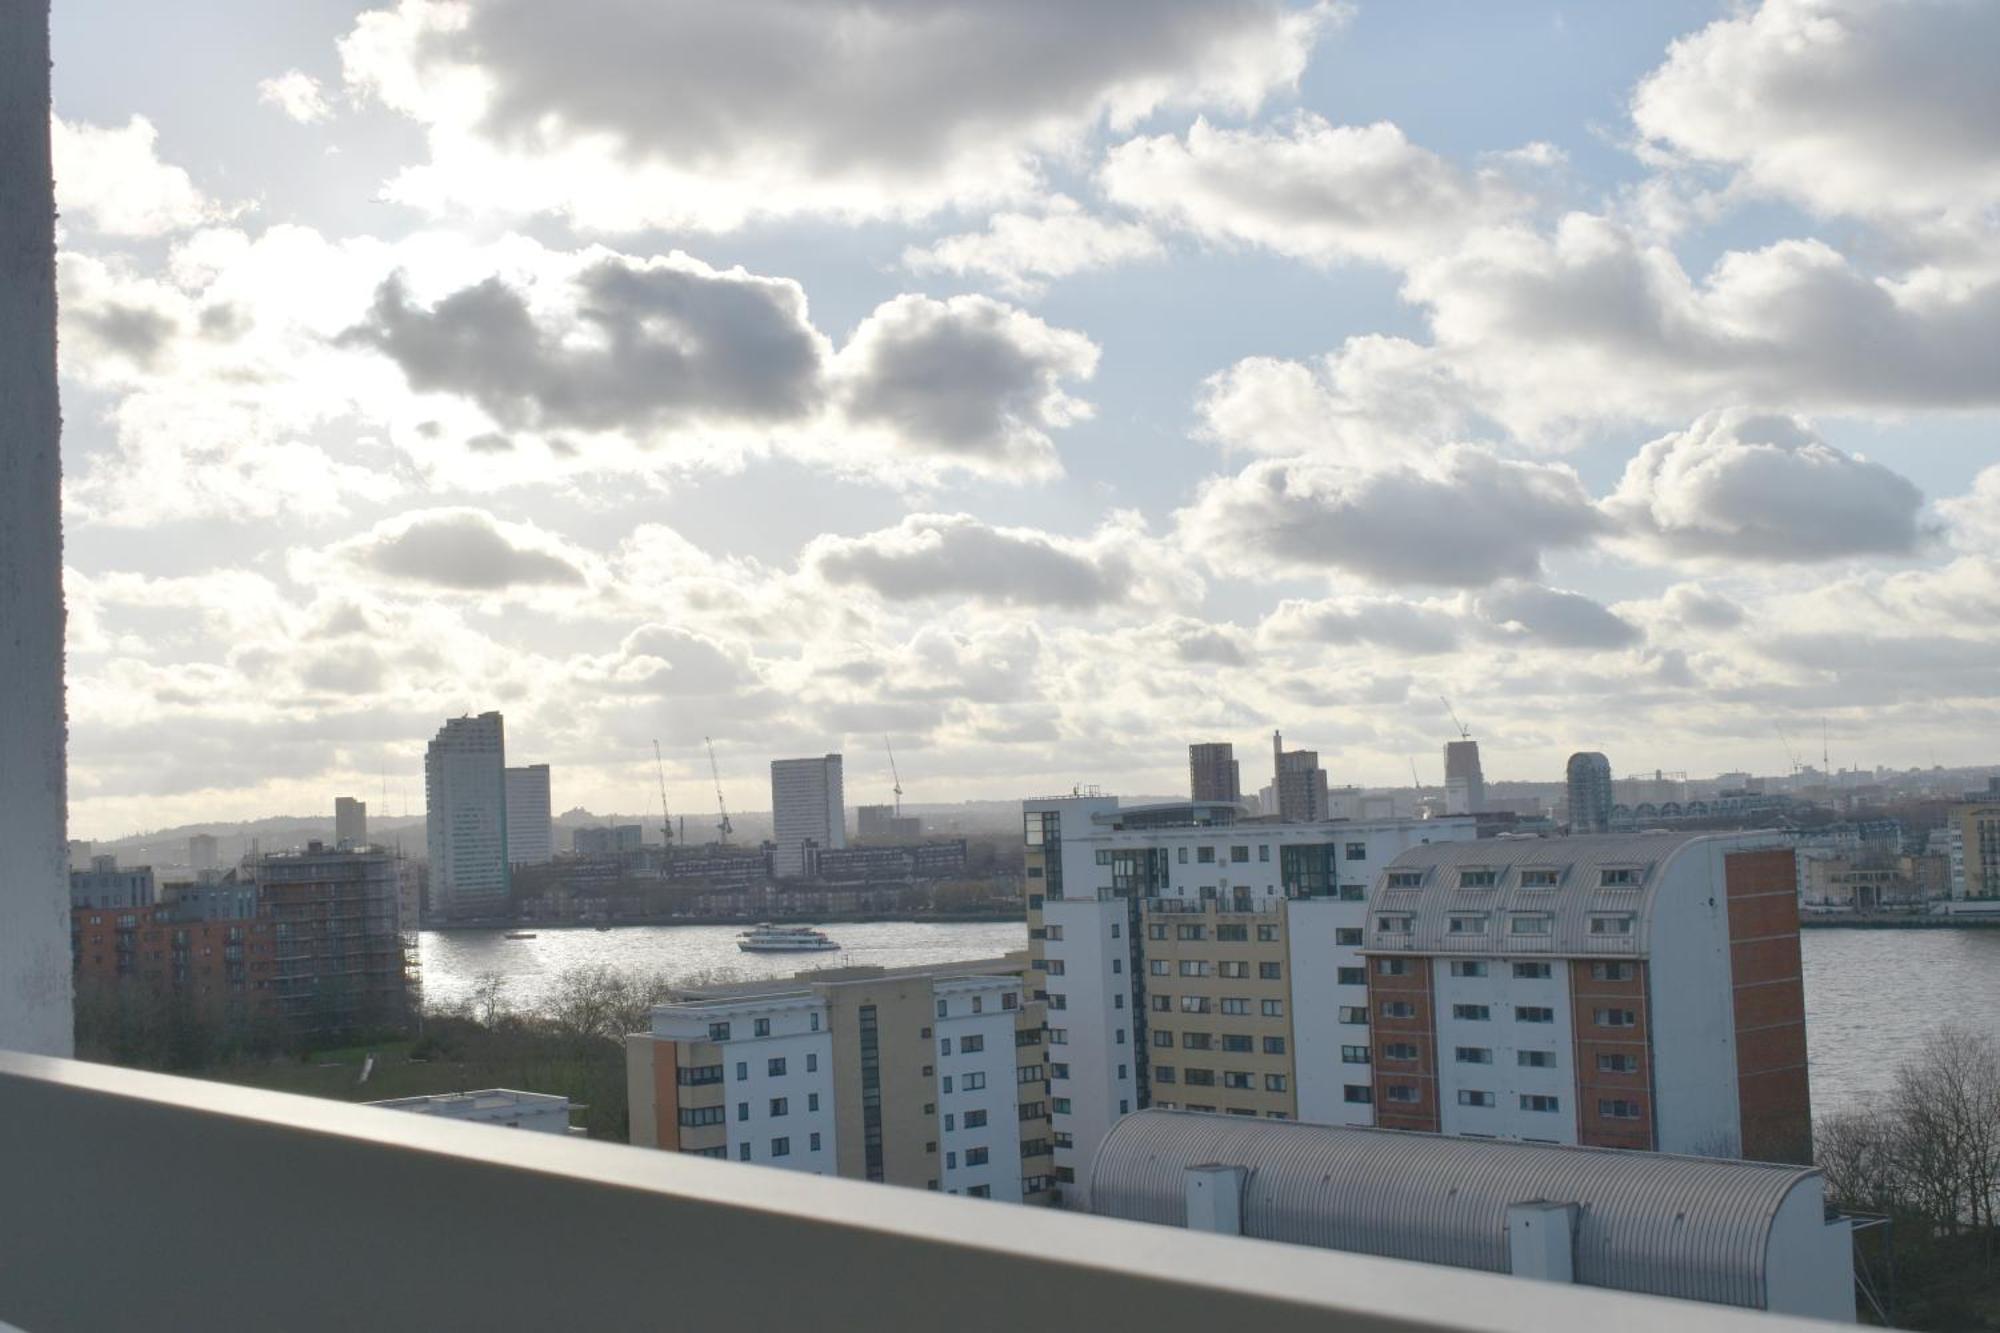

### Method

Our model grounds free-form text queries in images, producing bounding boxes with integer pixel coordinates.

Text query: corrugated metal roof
[1365,831,1786,956]
[1089,1110,1820,1310]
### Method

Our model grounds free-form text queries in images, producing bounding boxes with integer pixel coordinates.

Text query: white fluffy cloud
[1606,408,1931,563]
[257,70,335,123]
[53,116,225,237]
[340,0,1336,231]
[307,507,596,592]
[903,196,1164,298]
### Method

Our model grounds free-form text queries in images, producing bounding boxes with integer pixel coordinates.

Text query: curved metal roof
[1089,1110,1822,1310]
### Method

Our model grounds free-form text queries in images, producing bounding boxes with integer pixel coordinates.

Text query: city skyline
[49,0,2000,839]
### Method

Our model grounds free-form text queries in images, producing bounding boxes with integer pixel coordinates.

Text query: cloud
[315,508,591,590]
[1178,448,1605,587]
[833,294,1098,476]
[53,116,223,237]
[1938,465,2000,553]
[340,0,1336,230]
[1259,595,1463,655]
[258,70,334,123]
[1605,409,1931,563]
[1473,582,1640,651]
[903,196,1163,298]
[805,512,1175,610]
[1101,114,1525,268]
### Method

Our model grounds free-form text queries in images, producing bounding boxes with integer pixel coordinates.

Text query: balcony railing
[0,1052,1840,1332]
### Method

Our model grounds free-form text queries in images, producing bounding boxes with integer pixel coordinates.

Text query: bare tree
[469,971,511,1028]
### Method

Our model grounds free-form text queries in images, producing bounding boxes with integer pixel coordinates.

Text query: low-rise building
[370,1089,580,1135]
[69,855,157,910]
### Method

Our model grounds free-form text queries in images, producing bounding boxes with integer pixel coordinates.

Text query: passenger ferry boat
[736,923,840,953]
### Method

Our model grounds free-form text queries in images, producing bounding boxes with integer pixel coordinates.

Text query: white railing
[0,1052,1840,1332]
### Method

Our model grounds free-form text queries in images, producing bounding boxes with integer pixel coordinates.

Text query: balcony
[0,1051,1845,1332]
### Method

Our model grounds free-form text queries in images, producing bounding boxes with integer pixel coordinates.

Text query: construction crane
[885,736,904,817]
[1440,696,1471,740]
[1773,722,1802,777]
[652,740,674,848]
[705,737,734,846]
[1408,757,1422,791]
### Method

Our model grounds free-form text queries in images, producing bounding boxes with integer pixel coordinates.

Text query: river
[417,922,2000,1121]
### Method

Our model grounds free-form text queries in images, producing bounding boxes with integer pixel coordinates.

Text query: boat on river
[736,923,840,953]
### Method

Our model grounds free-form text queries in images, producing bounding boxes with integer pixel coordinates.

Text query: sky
[49,0,2000,839]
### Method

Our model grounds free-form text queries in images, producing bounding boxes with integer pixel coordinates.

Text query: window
[1183,1069,1216,1087]
[1182,1032,1212,1050]
[1449,960,1488,978]
[1381,1000,1414,1019]
[1261,999,1284,1018]
[806,1053,818,1073]
[1216,924,1248,942]
[807,1093,819,1112]
[1509,914,1551,935]
[1385,1085,1420,1104]
[767,1057,787,1077]
[1258,962,1282,980]
[1336,927,1363,946]
[961,1034,984,1054]
[677,1105,727,1127]
[1330,841,1360,862]
[1512,962,1552,979]
[810,1132,822,1151]
[1447,914,1487,934]
[1223,1071,1253,1090]
[1594,1008,1638,1028]
[738,1143,751,1161]
[1052,1098,1072,1114]
[769,1097,788,1117]
[1046,995,1067,1011]
[1591,962,1634,981]
[1383,1042,1418,1061]
[1042,959,1066,976]
[1218,960,1249,979]
[1176,847,1188,864]
[1344,1084,1374,1104]
[810,1012,820,1032]
[1519,868,1559,888]
[1110,960,1121,975]
[678,1064,724,1087]
[1589,915,1634,936]
[1599,1099,1644,1120]
[1451,1003,1490,1021]
[771,1137,791,1158]
[734,1061,749,1081]
[1231,845,1250,863]
[709,1022,731,1041]
[1458,869,1497,888]
[1257,924,1279,942]
[937,1000,948,1018]
[1219,998,1251,1016]
[1457,1090,1495,1107]
[1149,995,1171,1013]
[736,1102,748,1122]
[1600,867,1642,887]
[1148,923,1169,940]
[1018,1064,1045,1084]
[1259,845,1270,862]
[963,1072,986,1091]
[1519,1050,1556,1068]
[1197,847,1216,864]
[1337,966,1365,985]
[1338,1005,1368,1024]
[1515,1006,1555,1024]
[1150,1031,1172,1050]
[1180,996,1211,1014]
[946,1151,957,1169]
[1377,914,1413,932]
[1154,1066,1176,1084]
[1177,924,1206,941]
[1376,958,1408,976]
[1003,992,1019,1010]
[966,1147,990,1166]
[1597,1053,1639,1074]
[1263,1036,1286,1055]
[1222,1034,1253,1052]
[944,1112,957,1132]
[1519,1094,1561,1113]
[942,1077,953,1093]
[1341,1044,1371,1063]
[754,1018,771,1037]
[1149,959,1169,976]
[1178,959,1209,977]
[1455,1046,1492,1064]
[1386,871,1423,889]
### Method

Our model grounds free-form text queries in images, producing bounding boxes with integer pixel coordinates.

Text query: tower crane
[652,740,674,849]
[885,736,904,817]
[705,737,734,846]
[1440,696,1471,740]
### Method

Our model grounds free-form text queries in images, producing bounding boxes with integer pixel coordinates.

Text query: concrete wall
[0,6,73,1057]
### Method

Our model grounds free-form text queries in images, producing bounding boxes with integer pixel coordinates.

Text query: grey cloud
[298,644,387,694]
[807,514,1136,610]
[1260,597,1462,656]
[77,302,175,367]
[339,509,586,590]
[1606,409,1930,562]
[1660,584,1745,631]
[1475,583,1641,651]
[1164,619,1251,667]
[1181,448,1605,587]
[467,433,514,454]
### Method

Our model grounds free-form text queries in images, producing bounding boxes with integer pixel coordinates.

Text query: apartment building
[1362,833,1811,1163]
[1022,794,1479,1203]
[627,957,1053,1203]
[425,712,510,918]
[771,754,847,879]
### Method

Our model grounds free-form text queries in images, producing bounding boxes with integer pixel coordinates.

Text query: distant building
[1271,731,1329,822]
[66,839,92,873]
[425,712,510,918]
[72,901,276,1013]
[253,843,412,1038]
[1940,799,2000,913]
[814,841,967,884]
[505,764,554,867]
[187,834,221,877]
[627,957,1051,1203]
[69,855,157,910]
[1089,1112,1853,1323]
[771,755,846,879]
[1565,752,1613,834]
[1188,743,1241,805]
[334,796,368,848]
[856,804,921,841]
[573,824,645,856]
[370,1089,579,1135]
[1443,739,1485,815]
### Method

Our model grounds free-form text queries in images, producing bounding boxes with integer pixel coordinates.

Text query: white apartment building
[1023,795,1479,1204]
[933,977,1026,1200]
[505,764,554,867]
[424,712,510,918]
[771,754,846,879]
[646,992,841,1173]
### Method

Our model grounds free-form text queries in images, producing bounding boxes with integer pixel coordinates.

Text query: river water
[418,923,2000,1121]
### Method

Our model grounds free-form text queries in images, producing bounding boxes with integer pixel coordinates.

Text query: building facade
[771,754,846,879]
[334,796,368,848]
[371,1089,578,1135]
[856,804,922,841]
[505,764,554,867]
[1565,752,1613,834]
[188,834,221,878]
[572,824,645,856]
[1188,743,1241,805]
[253,844,413,1038]
[1022,795,1480,1205]
[1271,733,1329,822]
[425,712,510,918]
[627,958,1052,1203]
[1361,834,1811,1163]
[69,855,157,911]
[1444,740,1486,816]
[1949,801,2000,904]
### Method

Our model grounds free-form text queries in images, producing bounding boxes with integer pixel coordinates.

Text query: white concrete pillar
[0,2,74,1056]
[1184,1164,1245,1235]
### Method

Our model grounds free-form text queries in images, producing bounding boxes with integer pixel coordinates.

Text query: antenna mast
[705,737,734,846]
[652,740,674,849]
[885,736,904,817]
